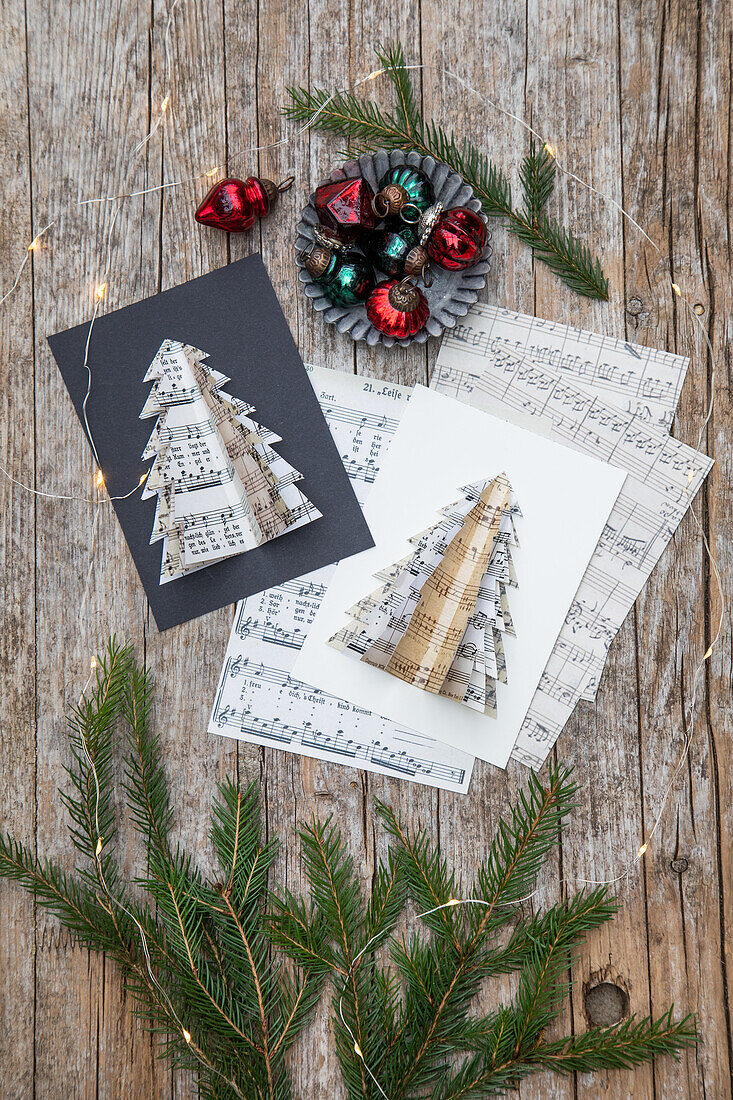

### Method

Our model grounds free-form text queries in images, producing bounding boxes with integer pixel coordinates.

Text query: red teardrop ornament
[195,177,271,232]
[366,279,430,339]
[314,177,379,238]
[427,207,487,270]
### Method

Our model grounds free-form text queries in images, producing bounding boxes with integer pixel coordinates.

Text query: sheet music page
[209,366,475,793]
[141,339,321,584]
[432,307,713,768]
[457,303,690,430]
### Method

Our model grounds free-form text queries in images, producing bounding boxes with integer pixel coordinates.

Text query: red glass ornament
[195,175,293,232]
[427,207,487,270]
[366,279,430,339]
[314,177,379,238]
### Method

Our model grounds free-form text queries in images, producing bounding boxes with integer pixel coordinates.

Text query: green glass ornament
[305,244,375,306]
[368,224,430,282]
[377,166,434,222]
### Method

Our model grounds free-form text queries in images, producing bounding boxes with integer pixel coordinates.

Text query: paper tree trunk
[140,339,321,584]
[329,474,520,716]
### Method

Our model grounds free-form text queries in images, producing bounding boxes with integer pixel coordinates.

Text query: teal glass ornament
[368,224,430,282]
[377,166,434,223]
[305,243,375,306]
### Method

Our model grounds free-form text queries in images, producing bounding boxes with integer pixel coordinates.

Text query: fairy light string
[0,3,724,1088]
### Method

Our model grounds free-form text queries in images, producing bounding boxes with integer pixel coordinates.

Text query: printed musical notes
[294,385,625,768]
[208,367,474,793]
[329,475,519,717]
[141,339,321,584]
[431,302,713,767]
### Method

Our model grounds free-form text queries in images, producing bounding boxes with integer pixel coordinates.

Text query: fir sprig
[0,640,696,1098]
[284,42,610,300]
[278,768,696,1099]
[0,640,325,1100]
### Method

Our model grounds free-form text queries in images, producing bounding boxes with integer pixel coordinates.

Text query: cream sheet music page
[431,303,713,766]
[293,386,627,768]
[209,367,475,793]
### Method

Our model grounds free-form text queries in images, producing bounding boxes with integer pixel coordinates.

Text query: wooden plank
[522,2,658,1098]
[619,0,732,1095]
[414,8,571,1100]
[23,0,170,1094]
[142,1,238,1097]
[0,0,728,1096]
[0,1,37,1096]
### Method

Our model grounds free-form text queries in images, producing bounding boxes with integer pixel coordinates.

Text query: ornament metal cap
[373,182,409,218]
[387,277,421,311]
[403,244,432,286]
[303,243,333,279]
[259,175,296,209]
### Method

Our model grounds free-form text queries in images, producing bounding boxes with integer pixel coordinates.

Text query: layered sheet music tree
[141,339,321,584]
[329,474,520,716]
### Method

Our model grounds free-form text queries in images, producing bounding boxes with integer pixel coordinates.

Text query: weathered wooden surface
[0,0,730,1096]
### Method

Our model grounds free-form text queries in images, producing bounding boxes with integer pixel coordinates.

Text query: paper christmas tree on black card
[141,339,321,584]
[329,474,520,716]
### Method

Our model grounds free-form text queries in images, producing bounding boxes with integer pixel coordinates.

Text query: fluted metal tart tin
[295,149,491,349]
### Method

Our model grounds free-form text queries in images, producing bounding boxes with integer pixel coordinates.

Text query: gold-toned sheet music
[329,475,519,717]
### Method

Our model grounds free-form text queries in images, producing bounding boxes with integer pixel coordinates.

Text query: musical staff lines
[433,304,712,768]
[208,365,473,793]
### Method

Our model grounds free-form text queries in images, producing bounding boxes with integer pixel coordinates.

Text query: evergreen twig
[280,766,696,1099]
[0,639,696,1098]
[284,42,610,300]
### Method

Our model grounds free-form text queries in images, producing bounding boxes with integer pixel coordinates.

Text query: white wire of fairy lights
[336,893,538,1099]
[0,1,724,1088]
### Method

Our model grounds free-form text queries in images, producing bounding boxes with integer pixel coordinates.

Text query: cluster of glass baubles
[303,166,487,339]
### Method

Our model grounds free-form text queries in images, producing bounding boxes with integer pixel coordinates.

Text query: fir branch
[0,642,326,1100]
[284,43,610,299]
[307,766,694,1099]
[0,640,696,1098]
[62,638,133,888]
[375,42,422,140]
[520,138,556,221]
[122,656,173,869]
[535,1008,698,1072]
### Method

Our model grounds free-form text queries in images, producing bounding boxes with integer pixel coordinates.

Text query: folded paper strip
[141,339,321,584]
[329,474,520,716]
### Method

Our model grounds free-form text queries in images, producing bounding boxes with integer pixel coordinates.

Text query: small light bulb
[544,142,556,157]
[28,238,40,252]
[95,469,105,488]
[90,656,97,670]
[353,1041,363,1058]
[95,282,107,300]
[182,1027,192,1044]
[205,167,221,177]
[687,469,694,482]
[447,898,460,907]
[95,837,104,857]
[704,645,713,660]
[637,843,648,858]
[161,94,171,112]
[671,282,682,296]
[138,472,148,486]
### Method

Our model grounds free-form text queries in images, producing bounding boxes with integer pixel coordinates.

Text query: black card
[48,255,373,630]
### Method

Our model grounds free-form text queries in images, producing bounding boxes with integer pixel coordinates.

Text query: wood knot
[584,981,629,1027]
[670,857,689,874]
[626,296,645,316]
